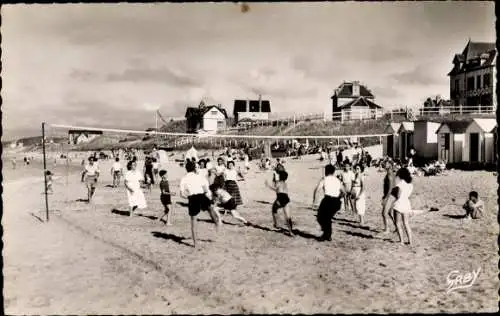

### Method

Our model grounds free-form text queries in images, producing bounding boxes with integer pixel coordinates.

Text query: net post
[42,122,49,222]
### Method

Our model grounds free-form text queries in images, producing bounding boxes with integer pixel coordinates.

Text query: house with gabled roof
[233,95,271,125]
[185,100,228,134]
[329,81,383,121]
[448,40,496,112]
[436,118,496,163]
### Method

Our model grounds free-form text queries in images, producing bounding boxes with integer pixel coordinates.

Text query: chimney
[352,81,360,97]
[246,99,250,112]
[258,94,262,112]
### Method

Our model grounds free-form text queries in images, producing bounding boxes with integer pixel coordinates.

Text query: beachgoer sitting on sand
[462,191,485,220]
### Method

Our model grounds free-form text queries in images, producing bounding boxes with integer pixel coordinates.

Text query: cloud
[390,64,441,85]
[370,85,403,99]
[290,54,344,80]
[70,69,98,82]
[106,66,204,87]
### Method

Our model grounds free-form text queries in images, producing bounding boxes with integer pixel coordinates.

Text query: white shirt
[180,172,210,198]
[152,162,159,170]
[224,169,238,181]
[340,170,355,187]
[124,170,141,190]
[197,168,208,179]
[215,165,226,175]
[206,162,214,170]
[112,162,122,172]
[393,181,413,212]
[85,164,100,176]
[322,175,343,197]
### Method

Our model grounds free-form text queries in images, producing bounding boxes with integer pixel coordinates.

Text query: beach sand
[3,154,498,314]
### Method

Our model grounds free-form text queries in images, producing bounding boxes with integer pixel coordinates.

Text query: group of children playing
[67,146,488,248]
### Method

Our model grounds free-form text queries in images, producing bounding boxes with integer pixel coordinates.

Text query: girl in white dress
[351,164,366,226]
[124,160,147,216]
[384,167,414,245]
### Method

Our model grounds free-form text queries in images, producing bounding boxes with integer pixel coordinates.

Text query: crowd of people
[72,144,487,248]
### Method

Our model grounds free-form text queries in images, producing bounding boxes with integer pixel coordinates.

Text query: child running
[180,161,222,248]
[383,167,430,245]
[210,176,248,225]
[223,160,244,206]
[124,160,147,216]
[312,164,345,241]
[157,170,175,225]
[265,169,294,236]
[81,157,100,203]
[351,163,366,226]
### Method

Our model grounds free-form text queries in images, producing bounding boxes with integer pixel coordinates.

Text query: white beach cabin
[412,120,441,160]
[436,121,470,163]
[436,118,496,163]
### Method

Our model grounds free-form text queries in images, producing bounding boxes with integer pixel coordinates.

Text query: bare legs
[272,202,293,236]
[394,211,413,245]
[190,216,198,248]
[381,200,396,233]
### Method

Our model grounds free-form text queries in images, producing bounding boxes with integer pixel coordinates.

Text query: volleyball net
[38,122,391,222]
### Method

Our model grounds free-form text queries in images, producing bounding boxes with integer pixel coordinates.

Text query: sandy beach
[2,152,498,314]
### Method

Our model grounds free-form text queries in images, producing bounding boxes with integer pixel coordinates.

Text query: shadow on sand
[340,229,374,240]
[76,198,89,203]
[151,231,213,247]
[255,200,272,205]
[442,214,467,219]
[29,212,45,223]
[111,208,130,216]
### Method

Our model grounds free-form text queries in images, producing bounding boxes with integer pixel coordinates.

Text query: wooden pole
[42,122,49,222]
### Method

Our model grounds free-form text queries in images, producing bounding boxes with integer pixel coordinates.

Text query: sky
[2,2,496,140]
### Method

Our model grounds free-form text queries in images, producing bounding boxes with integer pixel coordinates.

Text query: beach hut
[383,122,401,159]
[397,122,414,160]
[412,120,441,160]
[436,118,497,163]
[436,120,470,163]
[464,118,496,163]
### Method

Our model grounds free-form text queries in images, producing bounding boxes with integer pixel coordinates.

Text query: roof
[398,122,414,133]
[185,105,228,119]
[233,99,271,114]
[68,129,103,135]
[436,120,472,134]
[448,40,496,76]
[472,118,496,133]
[384,122,401,134]
[331,82,374,99]
[338,96,382,109]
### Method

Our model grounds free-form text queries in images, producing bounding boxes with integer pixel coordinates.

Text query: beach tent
[185,146,199,161]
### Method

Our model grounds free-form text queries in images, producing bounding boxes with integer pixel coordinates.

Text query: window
[476,75,481,89]
[210,110,218,115]
[483,73,491,88]
[217,120,224,129]
[467,77,475,91]
[454,79,459,92]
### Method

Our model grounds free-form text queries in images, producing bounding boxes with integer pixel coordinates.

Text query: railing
[164,105,495,134]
